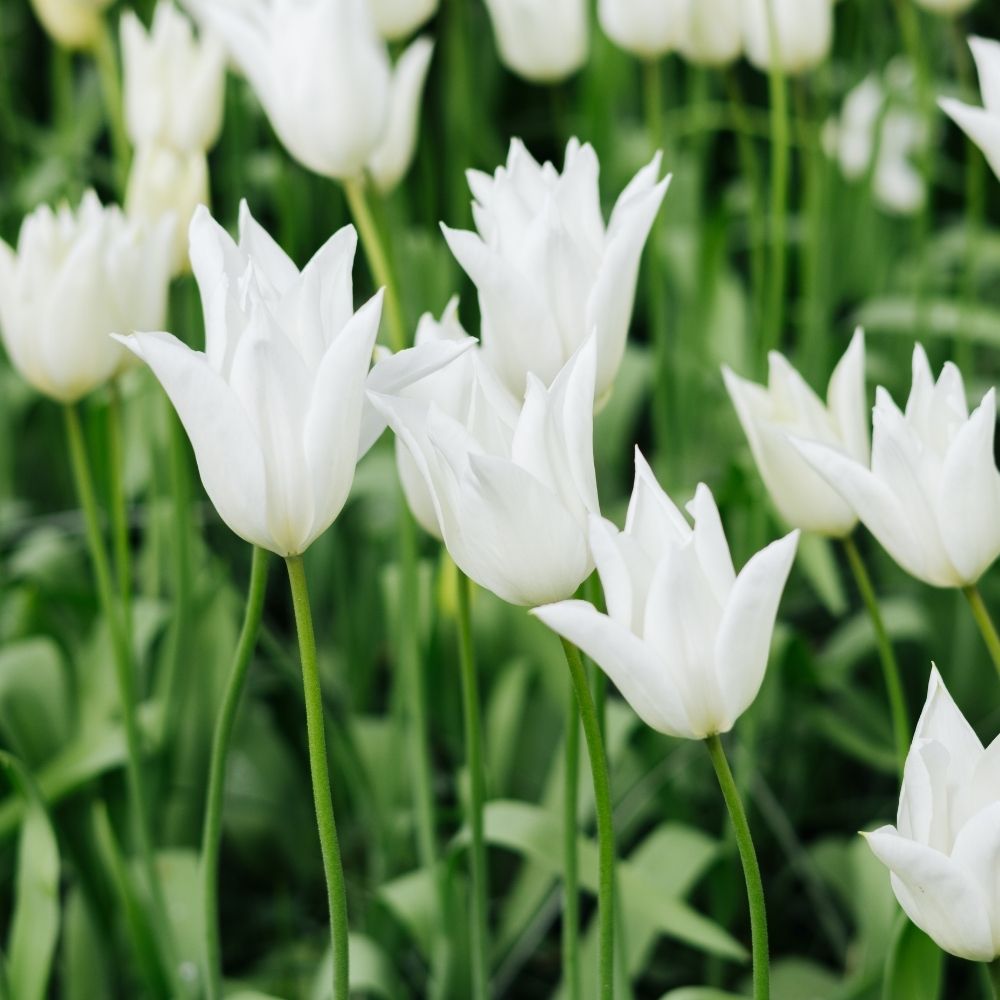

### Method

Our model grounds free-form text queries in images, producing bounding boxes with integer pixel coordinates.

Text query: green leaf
[659,990,747,1000]
[796,534,847,617]
[62,886,112,1000]
[855,296,1000,348]
[0,638,70,765]
[883,917,943,1000]
[309,934,409,1000]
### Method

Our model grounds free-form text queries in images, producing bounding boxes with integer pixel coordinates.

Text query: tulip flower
[795,345,1000,588]
[371,337,600,607]
[534,450,799,739]
[597,0,684,60]
[115,202,466,557]
[483,0,588,83]
[742,0,834,75]
[678,0,742,67]
[940,37,1000,183]
[443,138,669,402]
[723,330,868,537]
[28,0,112,49]
[865,666,1000,962]
[368,0,437,40]
[0,191,174,403]
[197,0,432,187]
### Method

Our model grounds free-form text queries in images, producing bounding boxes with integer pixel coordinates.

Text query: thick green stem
[989,958,1000,999]
[963,585,1000,679]
[705,734,769,1000]
[342,177,407,353]
[561,639,615,1000]
[842,536,909,776]
[201,547,269,1000]
[456,570,489,1000]
[107,382,132,649]
[91,19,131,194]
[563,678,581,1000]
[285,555,350,1000]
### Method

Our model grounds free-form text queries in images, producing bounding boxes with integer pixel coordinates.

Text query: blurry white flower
[865,666,1000,962]
[598,0,685,60]
[941,36,1000,182]
[795,346,1000,588]
[914,0,978,14]
[0,192,174,403]
[678,0,742,66]
[723,330,868,537]
[443,138,669,402]
[28,0,112,49]
[483,0,588,83]
[534,451,798,739]
[368,0,437,40]
[742,0,834,75]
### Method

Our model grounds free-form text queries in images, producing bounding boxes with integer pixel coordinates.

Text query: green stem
[563,677,581,1000]
[963,585,1000,679]
[560,639,615,1000]
[107,382,132,651]
[705,734,769,1000]
[91,18,131,194]
[201,546,269,1000]
[285,554,350,1000]
[342,177,407,353]
[989,958,1000,999]
[456,569,489,1000]
[842,536,909,776]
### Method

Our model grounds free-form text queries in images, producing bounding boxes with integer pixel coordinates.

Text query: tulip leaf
[882,917,942,1000]
[0,637,71,766]
[62,885,113,1000]
[855,296,1000,348]
[658,990,746,1000]
[310,934,409,1000]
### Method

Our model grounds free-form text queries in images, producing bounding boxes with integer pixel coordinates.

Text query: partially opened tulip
[28,0,112,49]
[483,0,588,83]
[443,138,669,402]
[865,666,1000,962]
[723,330,868,537]
[368,0,437,39]
[940,36,1000,182]
[597,0,684,60]
[742,0,834,75]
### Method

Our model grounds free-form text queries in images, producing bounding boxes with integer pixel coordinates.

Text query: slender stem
[107,382,132,651]
[563,677,581,1000]
[201,546,269,1000]
[842,536,909,776]
[456,569,489,1000]
[342,177,407,353]
[705,733,769,1000]
[285,554,350,1000]
[963,585,1000,679]
[560,639,615,1000]
[91,18,131,194]
[989,958,1000,999]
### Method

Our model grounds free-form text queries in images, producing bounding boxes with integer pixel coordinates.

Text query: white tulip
[115,203,467,556]
[371,337,600,607]
[483,0,589,83]
[865,666,1000,962]
[443,138,669,402]
[723,330,868,537]
[0,192,174,403]
[915,0,978,14]
[678,0,742,67]
[795,345,1000,588]
[121,2,226,154]
[368,0,437,40]
[742,0,834,75]
[28,0,112,49]
[598,0,685,60]
[940,36,1000,183]
[534,451,799,740]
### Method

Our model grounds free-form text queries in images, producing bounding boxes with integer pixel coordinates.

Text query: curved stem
[842,536,909,776]
[963,585,1000,679]
[342,177,407,353]
[563,677,581,1000]
[201,546,269,1000]
[91,18,131,194]
[456,569,489,1000]
[285,555,350,1000]
[705,734,769,1000]
[107,382,132,650]
[560,639,615,1000]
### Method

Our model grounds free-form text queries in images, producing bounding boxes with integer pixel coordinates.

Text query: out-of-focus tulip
[116,203,466,556]
[723,330,868,537]
[678,0,742,66]
[915,0,978,14]
[371,337,600,607]
[28,0,112,49]
[598,0,684,60]
[534,450,798,739]
[795,346,1000,588]
[0,192,174,403]
[199,0,431,187]
[742,0,834,75]
[865,666,1000,962]
[940,37,1000,182]
[368,0,437,40]
[121,2,226,153]
[443,138,669,402]
[483,0,588,83]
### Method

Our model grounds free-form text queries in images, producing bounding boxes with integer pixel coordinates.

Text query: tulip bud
[865,666,1000,962]
[940,36,1000,183]
[597,0,685,60]
[795,345,1000,588]
[28,0,112,50]
[534,451,799,740]
[443,138,669,403]
[368,0,437,40]
[678,0,742,67]
[0,192,174,404]
[723,330,869,537]
[483,0,589,83]
[742,0,834,75]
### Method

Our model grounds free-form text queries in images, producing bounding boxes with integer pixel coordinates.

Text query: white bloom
[368,0,437,40]
[742,0,834,75]
[28,0,112,49]
[443,138,669,402]
[865,666,1000,962]
[678,0,742,66]
[598,0,685,60]
[940,36,1000,183]
[483,0,589,83]
[723,330,868,537]
[0,192,174,403]
[795,345,1000,588]
[535,451,799,739]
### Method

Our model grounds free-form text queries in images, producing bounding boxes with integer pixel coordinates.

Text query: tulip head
[28,0,112,50]
[723,329,868,537]
[0,191,174,403]
[677,0,742,67]
[535,451,799,740]
[940,36,1000,183]
[443,138,669,404]
[368,0,438,40]
[865,667,1000,961]
[742,0,834,75]
[795,346,1000,588]
[483,0,588,83]
[598,0,685,61]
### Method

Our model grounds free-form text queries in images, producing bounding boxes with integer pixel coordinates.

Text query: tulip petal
[686,484,736,605]
[949,801,1000,954]
[589,514,653,633]
[826,327,869,464]
[238,200,299,295]
[940,97,1000,183]
[914,666,984,764]
[624,447,691,556]
[970,37,1000,116]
